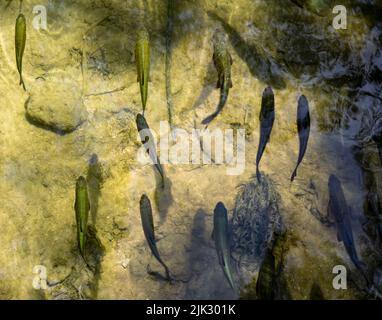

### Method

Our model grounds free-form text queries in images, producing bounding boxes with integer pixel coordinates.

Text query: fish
[136,113,165,188]
[291,95,310,182]
[327,175,367,274]
[74,176,90,258]
[212,202,236,292]
[201,31,233,125]
[256,87,275,182]
[135,28,150,114]
[139,194,171,280]
[207,12,286,90]
[15,13,26,91]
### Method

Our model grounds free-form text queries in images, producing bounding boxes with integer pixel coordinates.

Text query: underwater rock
[25,80,86,134]
[240,231,291,300]
[231,174,284,291]
[255,231,288,300]
[373,268,382,293]
[232,175,283,260]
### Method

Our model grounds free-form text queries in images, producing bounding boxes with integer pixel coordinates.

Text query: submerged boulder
[231,175,285,292]
[232,175,283,261]
[25,79,87,134]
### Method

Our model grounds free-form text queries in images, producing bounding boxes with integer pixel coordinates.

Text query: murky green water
[0,0,382,300]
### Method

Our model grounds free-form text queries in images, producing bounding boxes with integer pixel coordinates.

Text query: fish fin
[291,167,297,182]
[256,166,261,182]
[218,252,225,268]
[20,76,26,91]
[202,111,219,125]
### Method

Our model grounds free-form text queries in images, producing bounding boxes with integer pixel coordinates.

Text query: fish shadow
[184,209,209,298]
[85,154,104,299]
[192,62,217,110]
[87,154,103,226]
[85,225,105,299]
[154,176,174,225]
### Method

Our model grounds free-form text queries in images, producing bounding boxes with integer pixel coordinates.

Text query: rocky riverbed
[0,0,382,299]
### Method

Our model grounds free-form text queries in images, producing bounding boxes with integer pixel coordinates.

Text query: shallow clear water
[0,0,382,299]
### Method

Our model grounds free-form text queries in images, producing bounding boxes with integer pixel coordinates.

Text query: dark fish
[202,32,233,125]
[136,114,165,188]
[327,175,366,273]
[256,87,275,181]
[15,13,26,91]
[291,95,310,182]
[212,202,236,292]
[74,176,90,258]
[139,194,170,280]
[207,12,286,90]
[135,29,150,114]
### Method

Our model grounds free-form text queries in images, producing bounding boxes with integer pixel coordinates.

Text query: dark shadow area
[154,176,174,224]
[207,11,287,90]
[86,225,105,299]
[86,154,104,299]
[192,62,216,110]
[87,154,103,226]
[24,97,81,136]
[184,209,209,299]
[309,282,325,300]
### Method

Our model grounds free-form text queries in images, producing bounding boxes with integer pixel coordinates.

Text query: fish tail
[161,174,165,189]
[218,82,228,110]
[291,167,297,182]
[164,265,172,281]
[256,165,261,182]
[201,111,219,125]
[201,78,229,125]
[19,75,26,91]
